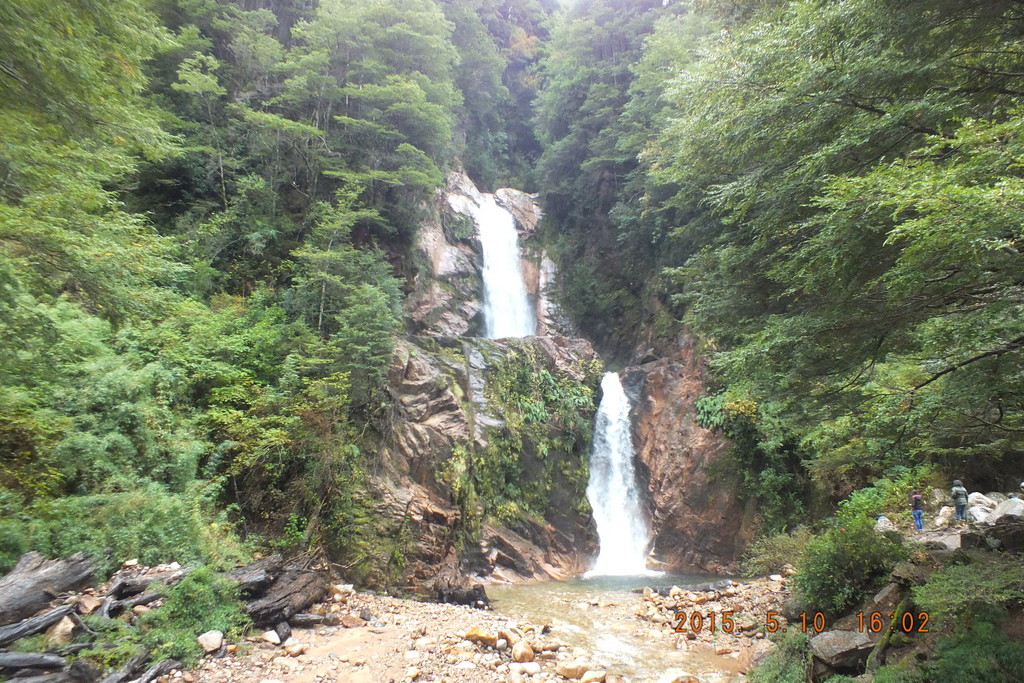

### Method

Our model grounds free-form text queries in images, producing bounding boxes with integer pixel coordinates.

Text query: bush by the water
[742,525,811,577]
[795,517,906,616]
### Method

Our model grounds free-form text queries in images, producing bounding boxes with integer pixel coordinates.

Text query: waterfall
[473,194,536,338]
[585,372,655,576]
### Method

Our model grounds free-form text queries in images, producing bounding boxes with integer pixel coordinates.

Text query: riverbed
[488,573,750,682]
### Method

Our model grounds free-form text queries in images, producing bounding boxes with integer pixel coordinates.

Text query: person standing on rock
[951,480,969,525]
[910,490,924,531]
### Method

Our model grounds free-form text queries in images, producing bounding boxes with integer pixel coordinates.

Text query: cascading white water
[585,372,655,576]
[473,194,536,338]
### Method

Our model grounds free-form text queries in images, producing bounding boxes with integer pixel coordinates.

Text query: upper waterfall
[586,372,656,576]
[474,194,536,338]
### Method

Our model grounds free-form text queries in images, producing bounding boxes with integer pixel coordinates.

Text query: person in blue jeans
[951,479,969,525]
[910,490,924,531]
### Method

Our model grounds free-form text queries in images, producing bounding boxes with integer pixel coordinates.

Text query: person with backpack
[910,490,925,531]
[951,479,969,525]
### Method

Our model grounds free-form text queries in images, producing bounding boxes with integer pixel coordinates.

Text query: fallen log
[0,652,67,671]
[244,570,328,626]
[98,592,161,620]
[0,553,94,626]
[97,649,151,683]
[106,569,189,600]
[225,555,284,596]
[12,659,99,682]
[126,658,178,683]
[0,606,75,648]
[288,613,326,628]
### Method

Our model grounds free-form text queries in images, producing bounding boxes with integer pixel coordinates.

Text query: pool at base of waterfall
[488,573,749,683]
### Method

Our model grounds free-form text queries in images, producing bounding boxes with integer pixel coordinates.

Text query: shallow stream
[488,574,747,682]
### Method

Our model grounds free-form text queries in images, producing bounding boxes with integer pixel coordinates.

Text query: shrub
[1,483,246,576]
[914,554,1024,625]
[748,631,810,683]
[742,526,812,577]
[137,566,251,666]
[795,517,907,616]
[927,620,1024,681]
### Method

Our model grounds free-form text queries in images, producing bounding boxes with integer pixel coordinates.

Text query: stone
[282,637,306,657]
[262,630,282,645]
[413,636,436,651]
[809,630,874,669]
[498,628,519,645]
[667,675,700,683]
[768,574,783,582]
[197,630,224,654]
[496,638,508,651]
[341,614,367,628]
[76,595,102,615]
[132,605,152,615]
[521,662,541,675]
[987,498,1024,525]
[968,505,991,523]
[969,492,997,509]
[933,506,954,528]
[580,671,607,683]
[463,626,498,648]
[555,660,591,679]
[512,640,534,663]
[405,667,421,681]
[46,616,76,647]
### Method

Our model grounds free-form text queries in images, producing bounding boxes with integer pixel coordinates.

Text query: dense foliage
[0,0,557,579]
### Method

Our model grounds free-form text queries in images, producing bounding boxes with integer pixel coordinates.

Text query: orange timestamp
[673,610,932,635]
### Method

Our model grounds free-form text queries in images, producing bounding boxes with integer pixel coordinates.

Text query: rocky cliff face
[405,172,569,338]
[374,335,600,588]
[624,332,756,573]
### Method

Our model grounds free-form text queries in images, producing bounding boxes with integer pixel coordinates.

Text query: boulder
[987,498,1024,525]
[932,506,954,529]
[45,616,76,647]
[969,492,997,509]
[810,630,874,669]
[987,492,1009,504]
[197,630,224,654]
[968,505,991,523]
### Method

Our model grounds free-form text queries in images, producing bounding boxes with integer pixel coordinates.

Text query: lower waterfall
[585,372,655,576]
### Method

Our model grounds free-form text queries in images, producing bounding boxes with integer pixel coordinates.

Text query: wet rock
[197,630,224,654]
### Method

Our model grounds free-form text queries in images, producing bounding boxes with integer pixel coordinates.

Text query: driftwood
[12,659,99,682]
[432,569,489,608]
[126,659,178,683]
[0,652,67,670]
[106,569,189,600]
[226,554,284,596]
[0,606,75,648]
[96,649,150,683]
[0,553,93,626]
[244,570,328,626]
[288,613,326,628]
[98,592,161,620]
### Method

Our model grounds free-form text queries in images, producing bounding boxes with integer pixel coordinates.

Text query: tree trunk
[0,553,93,626]
[244,570,328,627]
